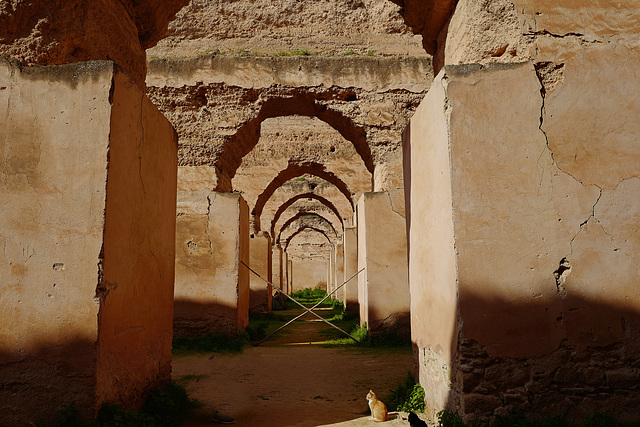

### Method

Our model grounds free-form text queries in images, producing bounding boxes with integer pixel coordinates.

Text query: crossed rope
[240,261,364,345]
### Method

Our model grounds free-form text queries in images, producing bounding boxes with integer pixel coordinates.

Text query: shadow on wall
[174,298,248,338]
[427,291,640,423]
[0,338,97,426]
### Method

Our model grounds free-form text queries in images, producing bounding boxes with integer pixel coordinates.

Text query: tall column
[343,226,359,313]
[272,244,281,292]
[249,231,272,312]
[0,61,178,424]
[287,259,293,293]
[174,192,250,336]
[335,243,345,302]
[356,192,410,332]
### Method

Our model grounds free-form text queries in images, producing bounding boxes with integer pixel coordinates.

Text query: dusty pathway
[173,307,422,426]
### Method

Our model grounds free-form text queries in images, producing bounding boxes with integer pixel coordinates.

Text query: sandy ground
[173,310,431,427]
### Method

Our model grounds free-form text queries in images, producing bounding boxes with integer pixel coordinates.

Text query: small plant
[438,410,467,427]
[341,49,357,55]
[274,49,316,56]
[386,371,425,413]
[366,50,376,56]
[290,49,311,56]
[351,322,370,342]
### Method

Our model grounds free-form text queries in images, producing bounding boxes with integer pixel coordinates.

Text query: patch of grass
[366,50,376,56]
[291,287,329,305]
[341,49,357,55]
[172,332,250,354]
[273,49,318,56]
[54,382,200,427]
[437,410,467,427]
[323,321,411,347]
[385,371,425,413]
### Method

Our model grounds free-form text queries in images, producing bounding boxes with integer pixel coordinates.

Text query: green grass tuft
[385,371,425,413]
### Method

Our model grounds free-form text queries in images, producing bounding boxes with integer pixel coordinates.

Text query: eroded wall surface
[0,60,177,424]
[174,192,250,336]
[403,73,458,420]
[406,58,640,421]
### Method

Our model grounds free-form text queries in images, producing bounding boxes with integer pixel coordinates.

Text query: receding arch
[270,193,343,239]
[277,212,339,246]
[284,226,332,252]
[252,162,354,234]
[215,94,374,188]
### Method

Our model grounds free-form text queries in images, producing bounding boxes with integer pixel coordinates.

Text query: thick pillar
[0,60,177,424]
[272,245,281,292]
[282,251,288,294]
[356,192,410,333]
[343,226,359,313]
[249,232,272,312]
[405,62,640,421]
[287,259,293,293]
[334,243,344,302]
[174,192,250,337]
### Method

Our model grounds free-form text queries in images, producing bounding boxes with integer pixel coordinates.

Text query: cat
[408,411,428,427]
[366,389,388,422]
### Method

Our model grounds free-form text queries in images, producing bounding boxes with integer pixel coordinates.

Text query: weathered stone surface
[147,0,426,58]
[388,0,457,55]
[0,60,177,424]
[174,192,250,337]
[146,55,430,181]
[405,55,640,422]
[0,0,188,88]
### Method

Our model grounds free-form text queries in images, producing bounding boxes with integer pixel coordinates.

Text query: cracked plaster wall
[405,56,640,421]
[431,0,640,73]
[0,60,178,424]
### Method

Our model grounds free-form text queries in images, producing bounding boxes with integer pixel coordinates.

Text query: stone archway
[251,163,355,234]
[271,193,343,240]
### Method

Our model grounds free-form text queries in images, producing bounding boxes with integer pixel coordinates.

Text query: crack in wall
[525,28,603,45]
[205,191,215,255]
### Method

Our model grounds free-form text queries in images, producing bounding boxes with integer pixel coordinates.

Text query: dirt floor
[173,306,431,426]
